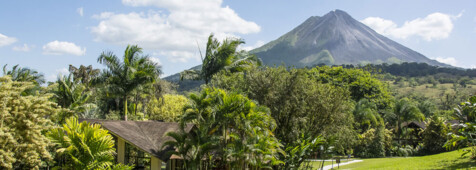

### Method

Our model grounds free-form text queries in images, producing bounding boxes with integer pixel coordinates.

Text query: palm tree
[176,88,282,169]
[180,34,261,84]
[52,74,96,121]
[394,98,424,142]
[96,45,161,120]
[3,64,45,85]
[163,125,218,169]
[47,117,116,169]
[68,64,100,86]
[353,99,384,132]
[418,100,437,118]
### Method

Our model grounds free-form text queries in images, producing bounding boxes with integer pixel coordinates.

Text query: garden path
[321,160,363,170]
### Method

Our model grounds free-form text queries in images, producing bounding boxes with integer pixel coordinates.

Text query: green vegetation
[96,45,162,120]
[336,148,476,169]
[164,88,283,169]
[0,76,60,169]
[47,117,132,170]
[421,116,450,154]
[180,34,261,84]
[213,66,355,153]
[3,64,45,85]
[147,94,188,122]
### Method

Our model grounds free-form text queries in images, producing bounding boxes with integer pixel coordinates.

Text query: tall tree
[96,45,161,120]
[51,74,96,120]
[393,98,425,142]
[180,34,261,84]
[354,99,384,132]
[68,64,100,86]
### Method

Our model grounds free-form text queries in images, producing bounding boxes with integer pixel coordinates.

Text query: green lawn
[333,149,476,170]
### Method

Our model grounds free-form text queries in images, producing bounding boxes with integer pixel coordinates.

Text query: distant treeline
[339,62,476,77]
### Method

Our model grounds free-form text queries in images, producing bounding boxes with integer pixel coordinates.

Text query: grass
[388,82,476,99]
[331,149,476,170]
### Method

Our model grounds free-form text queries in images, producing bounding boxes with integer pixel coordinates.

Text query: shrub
[47,117,118,169]
[0,76,61,169]
[147,94,188,122]
[355,126,386,158]
[421,116,449,154]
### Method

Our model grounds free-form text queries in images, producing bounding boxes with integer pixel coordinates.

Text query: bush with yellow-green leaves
[0,76,61,169]
[147,94,188,122]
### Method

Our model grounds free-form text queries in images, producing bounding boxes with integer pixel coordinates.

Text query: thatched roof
[80,119,193,161]
[401,121,426,129]
[401,120,462,130]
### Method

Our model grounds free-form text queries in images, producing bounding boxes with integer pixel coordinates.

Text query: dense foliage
[164,88,283,169]
[0,76,60,169]
[445,96,476,160]
[309,66,393,110]
[213,66,355,150]
[421,116,450,154]
[354,127,386,158]
[356,62,476,78]
[147,94,188,122]
[48,117,116,169]
[96,45,162,120]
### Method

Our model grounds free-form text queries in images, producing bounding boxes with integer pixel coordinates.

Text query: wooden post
[151,156,162,170]
[337,157,341,168]
[117,138,125,164]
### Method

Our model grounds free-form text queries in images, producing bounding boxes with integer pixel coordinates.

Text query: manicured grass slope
[337,149,475,170]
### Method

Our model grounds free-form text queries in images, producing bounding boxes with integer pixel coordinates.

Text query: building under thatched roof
[401,120,461,130]
[81,119,193,169]
[401,121,426,129]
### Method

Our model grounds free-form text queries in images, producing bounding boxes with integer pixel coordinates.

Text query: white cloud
[239,40,265,51]
[42,40,86,56]
[91,0,261,62]
[162,50,198,63]
[47,68,70,82]
[0,33,17,47]
[77,7,84,17]
[12,44,32,52]
[149,57,161,65]
[454,10,464,19]
[361,12,458,41]
[432,56,458,66]
[57,68,69,76]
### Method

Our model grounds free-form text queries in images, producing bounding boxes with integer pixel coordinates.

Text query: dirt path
[321,160,363,170]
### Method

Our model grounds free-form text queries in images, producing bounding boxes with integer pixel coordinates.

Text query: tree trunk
[124,96,128,121]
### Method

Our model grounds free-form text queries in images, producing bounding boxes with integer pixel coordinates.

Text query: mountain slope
[250,9,447,67]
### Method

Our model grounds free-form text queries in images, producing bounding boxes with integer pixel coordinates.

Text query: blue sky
[1,0,475,82]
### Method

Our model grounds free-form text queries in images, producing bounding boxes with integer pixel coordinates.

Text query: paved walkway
[321,160,363,170]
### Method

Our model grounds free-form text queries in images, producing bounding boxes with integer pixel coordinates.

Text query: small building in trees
[81,119,193,170]
[400,120,460,147]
